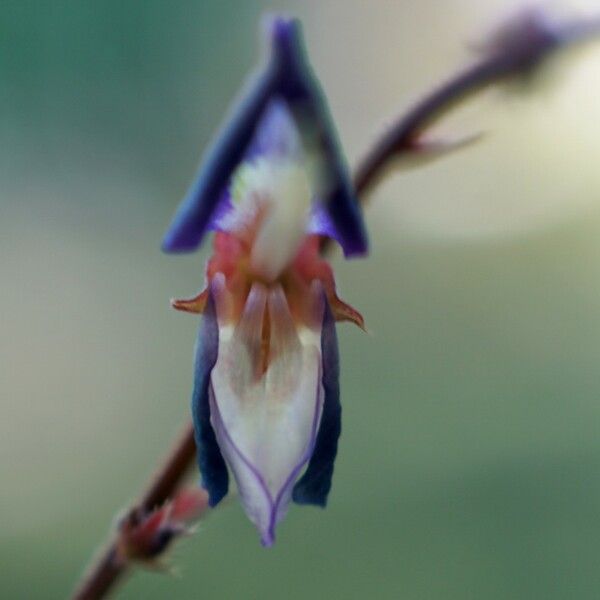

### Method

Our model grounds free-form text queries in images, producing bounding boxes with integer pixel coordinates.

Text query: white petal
[220,101,314,281]
[249,161,312,281]
[209,281,324,545]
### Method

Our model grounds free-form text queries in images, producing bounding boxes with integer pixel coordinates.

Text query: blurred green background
[4,1,600,598]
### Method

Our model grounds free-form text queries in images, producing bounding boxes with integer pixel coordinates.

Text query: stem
[353,13,600,194]
[71,12,600,599]
[352,59,503,196]
[72,424,196,600]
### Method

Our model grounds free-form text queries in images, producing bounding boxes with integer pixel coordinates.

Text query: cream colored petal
[209,282,325,544]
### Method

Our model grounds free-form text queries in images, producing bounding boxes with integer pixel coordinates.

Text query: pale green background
[4,1,600,598]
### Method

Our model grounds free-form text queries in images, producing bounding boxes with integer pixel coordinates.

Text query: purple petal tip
[268,15,299,45]
[260,531,275,547]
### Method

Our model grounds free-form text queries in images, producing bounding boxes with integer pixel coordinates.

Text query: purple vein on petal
[267,365,323,544]
[209,365,324,546]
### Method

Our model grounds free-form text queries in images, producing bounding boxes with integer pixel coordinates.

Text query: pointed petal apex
[209,282,326,544]
[162,15,368,257]
[268,17,368,257]
[161,65,278,254]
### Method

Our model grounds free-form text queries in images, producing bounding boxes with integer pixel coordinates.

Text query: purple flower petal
[243,98,302,163]
[206,190,235,232]
[190,288,229,506]
[162,16,368,257]
[271,18,369,257]
[208,100,302,233]
[307,203,342,242]
[162,67,279,253]
[293,296,341,506]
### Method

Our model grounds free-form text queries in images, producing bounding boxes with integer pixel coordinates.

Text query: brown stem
[352,12,600,197]
[72,424,196,600]
[71,11,600,600]
[353,59,504,196]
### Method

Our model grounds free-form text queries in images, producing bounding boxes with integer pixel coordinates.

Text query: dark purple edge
[162,16,368,257]
[190,289,229,506]
[268,363,323,543]
[161,64,278,253]
[272,18,369,257]
[292,296,341,506]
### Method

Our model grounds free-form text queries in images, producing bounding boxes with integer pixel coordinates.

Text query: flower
[163,16,367,545]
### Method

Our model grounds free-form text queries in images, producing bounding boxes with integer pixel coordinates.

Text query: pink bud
[116,488,209,565]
